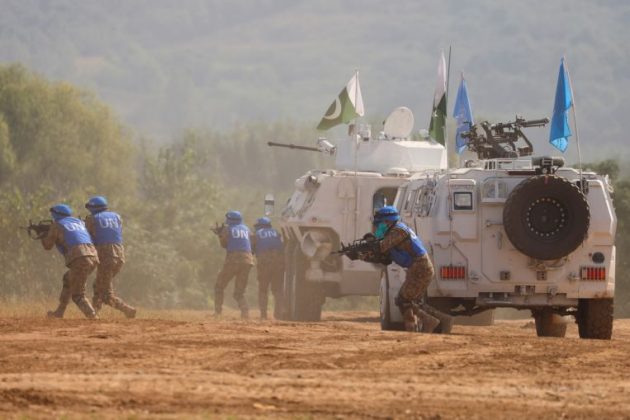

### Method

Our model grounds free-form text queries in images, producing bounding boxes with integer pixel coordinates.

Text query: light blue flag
[452,73,474,154]
[549,58,573,152]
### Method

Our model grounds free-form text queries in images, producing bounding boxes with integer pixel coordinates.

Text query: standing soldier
[84,196,136,318]
[357,206,452,332]
[252,217,285,320]
[43,204,99,319]
[214,210,254,319]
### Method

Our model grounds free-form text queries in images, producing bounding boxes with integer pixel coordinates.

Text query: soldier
[84,196,136,318]
[214,210,254,319]
[42,204,99,319]
[252,217,285,320]
[359,206,452,332]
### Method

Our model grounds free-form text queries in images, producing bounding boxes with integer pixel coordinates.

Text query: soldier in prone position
[43,204,99,319]
[358,206,452,332]
[214,210,254,319]
[252,217,285,320]
[84,196,136,318]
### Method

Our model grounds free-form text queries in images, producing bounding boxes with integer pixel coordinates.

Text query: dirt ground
[1,310,630,419]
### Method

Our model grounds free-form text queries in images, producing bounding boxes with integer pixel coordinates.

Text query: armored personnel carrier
[271,107,446,320]
[381,117,616,339]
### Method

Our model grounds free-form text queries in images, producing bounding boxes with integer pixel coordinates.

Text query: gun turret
[462,116,549,160]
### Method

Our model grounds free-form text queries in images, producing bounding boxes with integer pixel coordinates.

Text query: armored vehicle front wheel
[577,298,613,340]
[503,175,590,260]
[283,245,325,322]
[532,309,567,337]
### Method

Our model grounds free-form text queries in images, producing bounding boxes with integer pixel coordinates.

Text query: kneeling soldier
[358,206,452,332]
[43,204,99,319]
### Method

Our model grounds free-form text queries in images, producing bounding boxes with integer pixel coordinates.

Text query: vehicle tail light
[440,265,466,280]
[580,266,606,281]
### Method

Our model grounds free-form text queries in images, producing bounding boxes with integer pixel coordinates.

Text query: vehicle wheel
[532,309,567,337]
[503,175,589,260]
[379,272,404,331]
[577,299,613,340]
[284,245,324,321]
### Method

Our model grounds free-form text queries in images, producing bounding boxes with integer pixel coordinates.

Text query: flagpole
[564,57,584,191]
[445,46,454,265]
[353,69,359,238]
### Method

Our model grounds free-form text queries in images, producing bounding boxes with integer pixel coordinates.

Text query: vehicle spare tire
[503,175,589,260]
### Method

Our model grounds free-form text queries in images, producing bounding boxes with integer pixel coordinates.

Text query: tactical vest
[56,217,92,255]
[92,211,123,245]
[254,227,282,254]
[388,222,427,268]
[227,223,252,253]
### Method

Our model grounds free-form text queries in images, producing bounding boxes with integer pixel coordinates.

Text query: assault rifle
[211,222,226,236]
[333,233,391,264]
[21,219,53,239]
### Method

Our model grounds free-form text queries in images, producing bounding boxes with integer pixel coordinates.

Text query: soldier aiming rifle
[334,206,452,333]
[21,220,53,240]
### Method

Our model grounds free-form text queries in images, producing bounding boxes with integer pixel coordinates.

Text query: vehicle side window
[453,191,474,211]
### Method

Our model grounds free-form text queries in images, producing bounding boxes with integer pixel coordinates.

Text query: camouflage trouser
[52,256,98,319]
[215,262,251,316]
[93,257,135,317]
[399,254,434,301]
[397,254,436,331]
[257,261,285,319]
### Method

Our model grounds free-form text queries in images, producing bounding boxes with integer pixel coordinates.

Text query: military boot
[46,307,66,319]
[402,307,419,332]
[72,295,99,320]
[92,294,104,313]
[416,309,440,333]
[109,296,137,319]
[214,287,224,317]
[420,303,454,334]
[259,292,268,320]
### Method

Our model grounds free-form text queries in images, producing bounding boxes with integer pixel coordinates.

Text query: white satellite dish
[383,107,414,139]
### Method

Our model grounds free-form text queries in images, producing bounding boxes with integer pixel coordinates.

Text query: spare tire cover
[503,175,589,260]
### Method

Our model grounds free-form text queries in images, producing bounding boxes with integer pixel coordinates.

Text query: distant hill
[1,0,628,159]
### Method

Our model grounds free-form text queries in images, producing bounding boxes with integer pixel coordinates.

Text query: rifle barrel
[267,141,320,152]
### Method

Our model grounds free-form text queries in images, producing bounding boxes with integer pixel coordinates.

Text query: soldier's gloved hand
[362,233,376,241]
[347,250,359,260]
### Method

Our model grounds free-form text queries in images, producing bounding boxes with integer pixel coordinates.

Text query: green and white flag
[316,73,365,131]
[428,52,447,145]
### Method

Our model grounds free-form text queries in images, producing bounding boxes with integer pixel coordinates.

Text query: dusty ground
[1,309,630,419]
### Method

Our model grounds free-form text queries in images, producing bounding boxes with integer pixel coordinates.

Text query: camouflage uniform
[379,225,441,332]
[42,223,99,319]
[215,229,254,317]
[254,250,285,319]
[85,215,136,318]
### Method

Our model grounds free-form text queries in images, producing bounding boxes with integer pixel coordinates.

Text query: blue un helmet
[373,205,400,224]
[255,217,271,230]
[85,196,108,214]
[225,210,243,225]
[50,204,73,221]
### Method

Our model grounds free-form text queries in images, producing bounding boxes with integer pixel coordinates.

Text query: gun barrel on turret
[267,141,321,152]
[518,117,550,128]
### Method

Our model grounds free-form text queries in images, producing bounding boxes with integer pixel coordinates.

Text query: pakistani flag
[428,52,447,145]
[316,73,365,131]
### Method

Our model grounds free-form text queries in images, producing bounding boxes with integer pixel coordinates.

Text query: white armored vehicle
[271,107,446,320]
[381,117,616,339]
